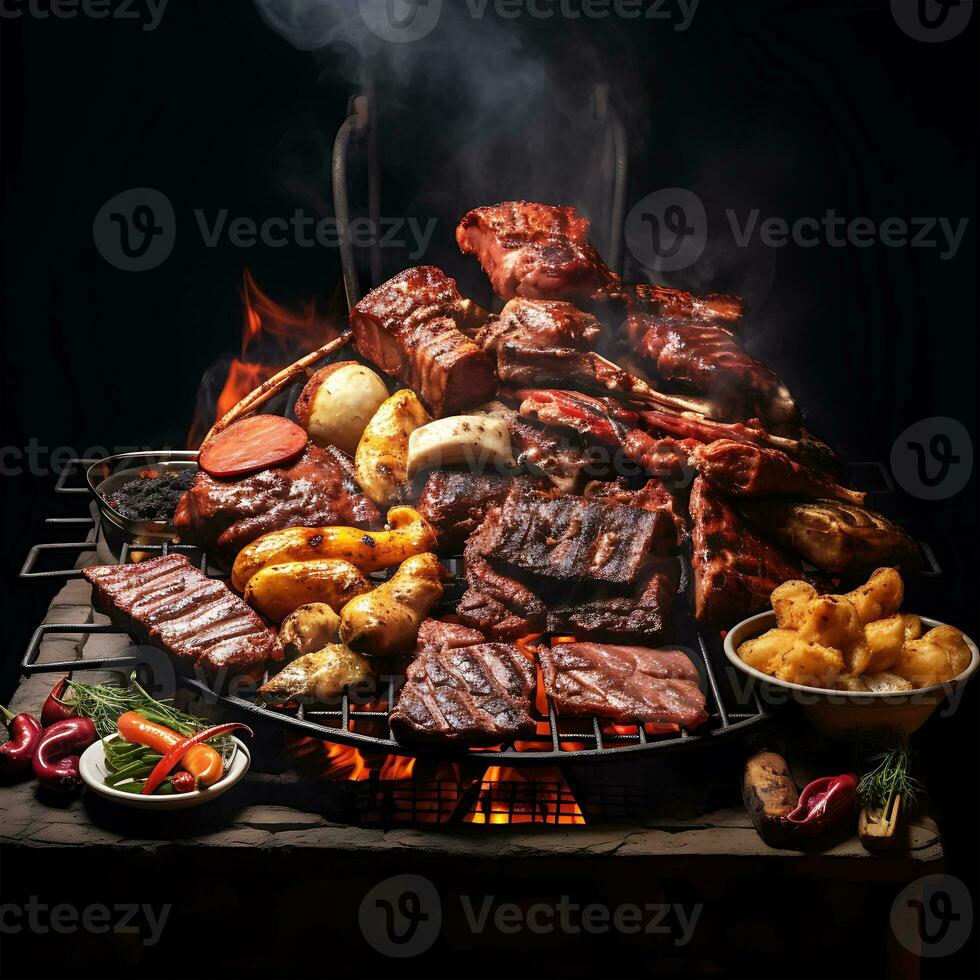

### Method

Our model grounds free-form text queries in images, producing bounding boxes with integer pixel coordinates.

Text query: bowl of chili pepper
[79,711,252,809]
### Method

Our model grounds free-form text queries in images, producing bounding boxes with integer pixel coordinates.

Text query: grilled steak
[456,201,618,301]
[350,266,497,417]
[546,568,675,645]
[413,470,519,549]
[476,484,664,585]
[539,641,707,728]
[173,444,382,557]
[415,618,486,656]
[84,554,282,684]
[390,641,536,745]
[689,476,803,627]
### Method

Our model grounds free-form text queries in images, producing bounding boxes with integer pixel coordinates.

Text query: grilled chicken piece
[174,444,382,558]
[389,641,536,745]
[456,201,619,301]
[540,641,707,727]
[739,499,920,574]
[690,476,804,627]
[350,266,497,417]
[84,555,282,685]
[258,644,373,705]
[694,439,865,505]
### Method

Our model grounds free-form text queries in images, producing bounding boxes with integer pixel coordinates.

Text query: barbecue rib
[174,444,382,557]
[389,641,536,745]
[456,201,619,301]
[84,555,283,684]
[477,484,667,584]
[693,439,865,504]
[413,470,520,549]
[350,266,497,417]
[689,476,803,626]
[539,641,707,728]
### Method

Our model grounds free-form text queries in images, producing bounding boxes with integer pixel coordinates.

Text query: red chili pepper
[141,722,252,796]
[40,678,76,727]
[0,704,44,777]
[170,771,196,794]
[785,772,858,836]
[32,718,98,794]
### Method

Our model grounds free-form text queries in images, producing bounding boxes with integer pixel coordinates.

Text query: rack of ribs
[84,554,283,685]
[350,266,497,417]
[456,200,620,301]
[173,444,382,557]
[689,476,804,626]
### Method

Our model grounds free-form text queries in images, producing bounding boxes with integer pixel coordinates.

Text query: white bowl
[724,613,979,737]
[80,734,251,809]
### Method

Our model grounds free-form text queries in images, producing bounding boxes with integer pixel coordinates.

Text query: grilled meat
[624,283,743,327]
[545,568,676,646]
[174,444,382,557]
[413,470,519,549]
[389,641,536,745]
[350,266,497,417]
[693,439,865,504]
[583,478,685,546]
[689,476,803,626]
[415,618,486,655]
[539,641,707,728]
[506,412,596,493]
[476,484,667,585]
[739,499,920,575]
[518,388,638,446]
[456,201,619,301]
[258,644,373,705]
[84,554,283,684]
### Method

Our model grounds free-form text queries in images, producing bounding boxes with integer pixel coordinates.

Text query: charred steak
[539,641,707,728]
[350,266,496,417]
[84,554,282,684]
[389,641,536,745]
[689,475,803,627]
[173,444,382,557]
[413,470,520,549]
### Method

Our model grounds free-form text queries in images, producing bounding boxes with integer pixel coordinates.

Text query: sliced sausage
[199,415,308,479]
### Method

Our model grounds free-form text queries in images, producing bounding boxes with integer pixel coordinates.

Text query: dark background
[1,1,977,977]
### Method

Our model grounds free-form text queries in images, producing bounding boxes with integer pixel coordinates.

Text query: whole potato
[295,361,389,455]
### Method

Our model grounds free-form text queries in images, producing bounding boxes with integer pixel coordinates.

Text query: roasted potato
[278,602,341,659]
[244,558,372,623]
[258,643,373,704]
[863,613,908,674]
[838,567,903,625]
[406,415,516,477]
[231,507,437,590]
[772,580,817,630]
[737,628,797,674]
[773,639,845,687]
[355,390,432,505]
[294,361,389,455]
[891,625,972,688]
[339,552,444,657]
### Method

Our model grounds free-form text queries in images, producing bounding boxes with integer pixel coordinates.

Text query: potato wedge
[278,602,341,659]
[771,580,817,630]
[863,613,907,674]
[737,628,797,674]
[339,552,443,657]
[892,625,972,688]
[231,507,437,590]
[773,640,845,687]
[244,558,372,623]
[838,567,903,624]
[355,390,432,505]
[258,643,373,705]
